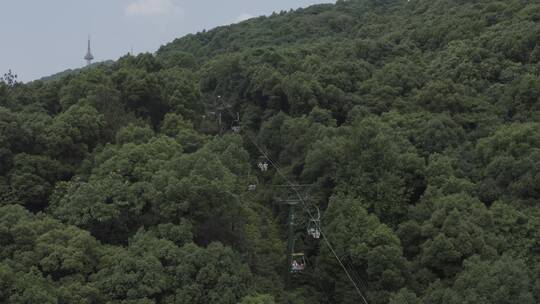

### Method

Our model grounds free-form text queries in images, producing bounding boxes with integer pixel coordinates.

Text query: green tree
[336,116,425,225]
[320,195,407,304]
[423,255,536,304]
[240,294,276,304]
[476,123,540,204]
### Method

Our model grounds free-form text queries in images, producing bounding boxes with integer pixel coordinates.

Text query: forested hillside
[1,0,540,303]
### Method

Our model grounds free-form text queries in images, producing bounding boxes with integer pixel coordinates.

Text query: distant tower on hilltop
[84,36,94,66]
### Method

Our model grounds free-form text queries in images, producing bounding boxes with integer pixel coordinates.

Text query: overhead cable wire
[254,142,369,304]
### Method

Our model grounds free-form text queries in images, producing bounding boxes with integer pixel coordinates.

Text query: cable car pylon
[277,184,313,278]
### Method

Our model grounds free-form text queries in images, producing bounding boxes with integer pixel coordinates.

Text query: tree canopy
[1,0,540,303]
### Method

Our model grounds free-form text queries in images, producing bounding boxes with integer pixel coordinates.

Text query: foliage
[1,0,540,302]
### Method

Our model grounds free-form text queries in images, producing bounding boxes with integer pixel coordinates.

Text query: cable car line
[214,98,369,304]
[343,258,370,292]
[257,146,369,304]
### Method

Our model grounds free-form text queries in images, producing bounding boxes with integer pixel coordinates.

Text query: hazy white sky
[0,0,331,82]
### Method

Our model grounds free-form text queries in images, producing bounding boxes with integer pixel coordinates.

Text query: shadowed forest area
[1,0,540,303]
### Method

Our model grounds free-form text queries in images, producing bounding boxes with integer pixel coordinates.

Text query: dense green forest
[1,0,540,303]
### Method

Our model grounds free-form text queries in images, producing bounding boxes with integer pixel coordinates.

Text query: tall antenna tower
[84,36,94,66]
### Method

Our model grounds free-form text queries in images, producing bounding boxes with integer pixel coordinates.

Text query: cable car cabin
[307,208,321,239]
[257,157,269,172]
[307,220,321,239]
[257,162,268,172]
[307,227,321,239]
[290,253,306,273]
[231,112,241,133]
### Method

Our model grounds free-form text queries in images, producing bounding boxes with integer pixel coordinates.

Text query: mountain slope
[1,0,540,303]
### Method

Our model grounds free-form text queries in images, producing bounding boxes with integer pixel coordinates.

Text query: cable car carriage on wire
[257,156,269,172]
[246,169,259,192]
[307,208,321,239]
[290,253,306,273]
[231,112,241,133]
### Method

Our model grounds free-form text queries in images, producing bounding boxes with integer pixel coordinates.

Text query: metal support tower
[277,184,313,283]
[286,200,300,275]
